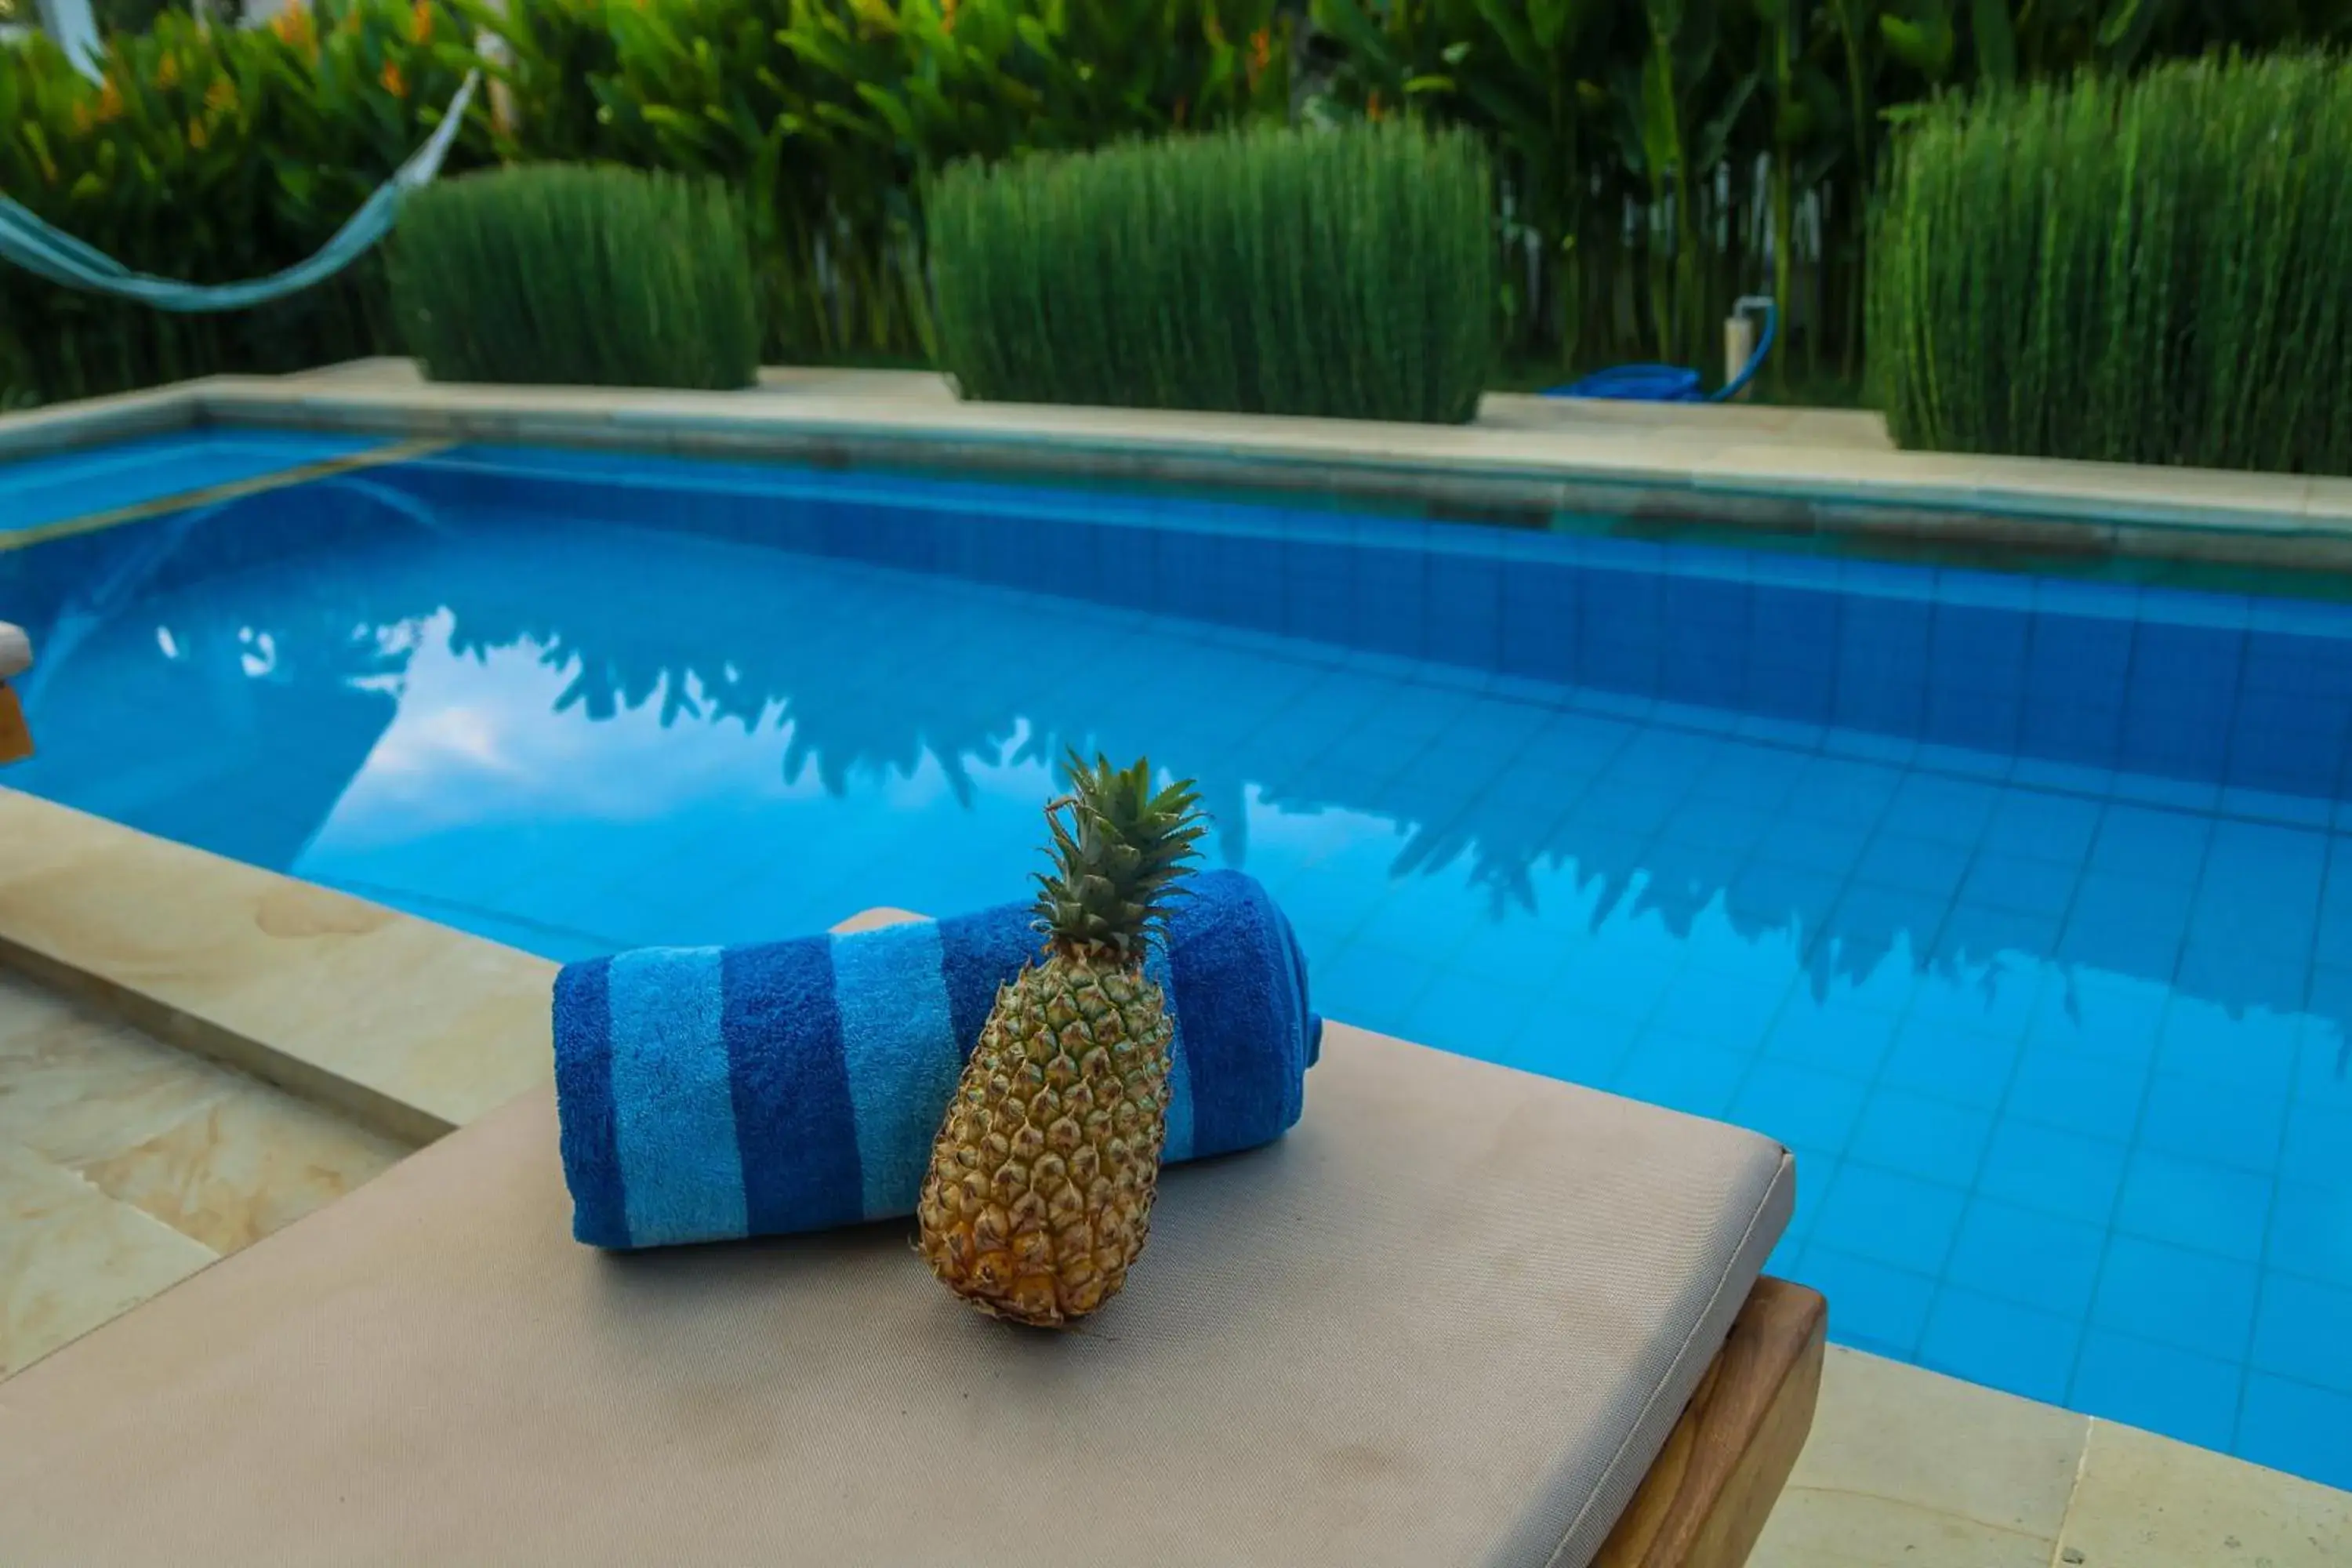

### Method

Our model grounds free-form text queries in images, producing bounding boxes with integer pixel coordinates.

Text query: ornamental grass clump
[387,164,758,390]
[927,121,1495,424]
[1868,52,2352,477]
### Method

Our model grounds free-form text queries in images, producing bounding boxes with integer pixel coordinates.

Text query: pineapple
[916,753,1207,1327]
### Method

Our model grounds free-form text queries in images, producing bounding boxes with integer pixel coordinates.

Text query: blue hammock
[0,71,478,314]
[1544,296,1777,403]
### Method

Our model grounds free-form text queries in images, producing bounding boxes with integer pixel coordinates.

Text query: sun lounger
[0,906,1820,1566]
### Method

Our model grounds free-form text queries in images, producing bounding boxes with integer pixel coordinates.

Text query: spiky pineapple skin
[916,949,1173,1327]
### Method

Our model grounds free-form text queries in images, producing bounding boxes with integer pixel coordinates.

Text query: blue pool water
[0,429,385,534]
[5,440,2350,1486]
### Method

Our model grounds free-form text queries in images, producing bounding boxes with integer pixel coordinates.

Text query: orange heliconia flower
[1365,89,1381,121]
[411,0,432,42]
[95,76,125,123]
[206,75,238,114]
[271,2,314,48]
[153,50,182,89]
[939,0,956,32]
[380,60,408,97]
[188,114,209,149]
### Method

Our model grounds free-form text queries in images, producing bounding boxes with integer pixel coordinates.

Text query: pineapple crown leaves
[1029,750,1208,958]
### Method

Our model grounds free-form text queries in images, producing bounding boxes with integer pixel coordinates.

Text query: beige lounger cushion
[0,1022,1792,1567]
[0,622,29,681]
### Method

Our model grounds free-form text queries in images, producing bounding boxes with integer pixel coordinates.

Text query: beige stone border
[0,789,551,1145]
[5,364,2350,570]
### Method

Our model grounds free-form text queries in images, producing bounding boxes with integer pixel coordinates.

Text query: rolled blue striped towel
[551,869,1321,1249]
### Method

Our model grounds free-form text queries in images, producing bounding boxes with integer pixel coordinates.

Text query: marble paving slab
[0,968,408,1377]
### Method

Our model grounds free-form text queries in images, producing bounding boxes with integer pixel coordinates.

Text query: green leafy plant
[930,121,1494,422]
[10,0,2352,417]
[1869,52,2352,474]
[386,163,759,388]
[0,0,484,405]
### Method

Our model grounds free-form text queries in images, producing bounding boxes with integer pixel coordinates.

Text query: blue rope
[1543,298,1778,404]
[0,71,478,314]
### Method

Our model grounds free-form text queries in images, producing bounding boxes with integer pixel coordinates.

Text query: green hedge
[12,0,2352,416]
[387,165,758,390]
[929,123,1494,424]
[1869,53,2352,476]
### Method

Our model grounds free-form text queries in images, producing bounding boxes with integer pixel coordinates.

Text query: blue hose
[1542,297,1777,404]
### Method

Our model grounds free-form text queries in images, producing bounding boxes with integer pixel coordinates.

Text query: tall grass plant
[386,164,758,388]
[929,122,1494,423]
[1869,53,2352,475]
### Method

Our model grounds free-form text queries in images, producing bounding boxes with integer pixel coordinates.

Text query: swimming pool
[5,438,2349,1486]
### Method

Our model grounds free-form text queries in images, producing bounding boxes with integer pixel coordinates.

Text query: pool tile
[1904,954,2045,1037]
[1919,1287,2082,1406]
[1784,757,1904,826]
[1878,1025,2018,1111]
[2236,1375,2352,1490]
[2005,1048,2149,1145]
[2298,1011,2352,1105]
[1880,774,2002,848]
[2091,1235,2259,1353]
[1609,1033,1752,1120]
[1853,831,1976,898]
[1762,994,1902,1078]
[1946,1197,2105,1317]
[2089,803,2213,885]
[1442,913,1584,988]
[1725,862,1848,937]
[1494,1008,1639,1084]
[1824,885,1940,970]
[1781,1155,1839,1253]
[1959,852,2082,918]
[1729,1058,1871,1153]
[1312,942,1439,1032]
[1548,946,1679,1025]
[1981,789,2105,864]
[1756,815,1878,869]
[2266,1182,2352,1290]
[2251,1274,2352,1395]
[1846,1091,1994,1188]
[1397,975,1542,1062]
[2057,873,2194,972]
[2068,1330,2246,1454]
[1798,1243,1937,1359]
[1933,902,2067,967]
[1812,1165,1966,1277]
[1646,971,1792,1051]
[2155,998,2301,1095]
[2136,1072,2290,1175]
[2113,1151,2274,1262]
[2280,1106,2352,1188]
[2025,971,2169,1065]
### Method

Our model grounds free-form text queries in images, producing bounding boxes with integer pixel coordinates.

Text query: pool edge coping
[5,370,2351,572]
[0,786,552,1145]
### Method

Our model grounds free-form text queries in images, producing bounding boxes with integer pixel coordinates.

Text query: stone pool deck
[6,357,2352,574]
[0,788,2344,1566]
[0,968,405,1375]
